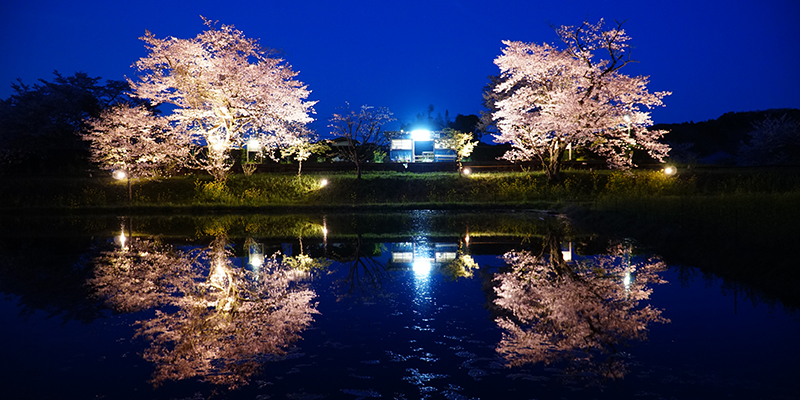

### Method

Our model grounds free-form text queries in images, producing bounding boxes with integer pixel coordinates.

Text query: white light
[411,129,431,141]
[320,179,329,187]
[623,271,632,290]
[249,256,264,268]
[462,168,471,175]
[663,166,677,176]
[413,258,432,275]
[118,230,127,249]
[112,170,127,180]
[246,138,261,151]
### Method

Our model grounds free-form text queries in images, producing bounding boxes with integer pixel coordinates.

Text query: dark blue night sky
[2,0,798,131]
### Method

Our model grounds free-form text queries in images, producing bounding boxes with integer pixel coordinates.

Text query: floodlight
[663,166,676,176]
[112,170,127,180]
[411,129,431,141]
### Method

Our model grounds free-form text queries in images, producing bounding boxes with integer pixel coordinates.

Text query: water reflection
[493,234,669,382]
[88,232,320,388]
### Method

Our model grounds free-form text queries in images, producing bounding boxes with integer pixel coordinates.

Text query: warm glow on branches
[129,17,316,180]
[491,19,671,180]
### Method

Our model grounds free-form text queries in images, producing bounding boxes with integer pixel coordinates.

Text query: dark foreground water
[1,211,798,400]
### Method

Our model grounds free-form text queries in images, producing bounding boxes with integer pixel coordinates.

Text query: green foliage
[373,150,387,163]
[194,179,237,204]
[282,254,332,274]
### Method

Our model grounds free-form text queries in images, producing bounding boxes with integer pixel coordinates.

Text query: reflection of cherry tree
[88,234,318,388]
[329,234,390,300]
[89,236,199,313]
[493,236,668,381]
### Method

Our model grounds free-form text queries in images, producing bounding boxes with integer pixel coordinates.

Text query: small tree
[492,19,670,181]
[84,103,190,200]
[329,103,394,179]
[280,125,330,176]
[438,128,478,174]
[129,17,315,181]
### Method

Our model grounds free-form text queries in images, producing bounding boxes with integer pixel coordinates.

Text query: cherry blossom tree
[329,103,394,179]
[84,103,191,199]
[129,17,316,181]
[492,19,671,180]
[493,235,668,382]
[280,124,330,176]
[738,114,800,165]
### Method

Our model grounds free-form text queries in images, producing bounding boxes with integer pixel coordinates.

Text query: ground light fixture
[663,166,677,176]
[320,178,329,188]
[462,168,472,176]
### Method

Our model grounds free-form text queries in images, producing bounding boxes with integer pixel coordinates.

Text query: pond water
[0,211,798,400]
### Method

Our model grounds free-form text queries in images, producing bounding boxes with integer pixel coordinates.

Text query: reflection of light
[247,242,264,269]
[250,257,263,268]
[411,129,431,141]
[561,242,573,262]
[117,229,127,249]
[413,258,432,275]
[623,271,632,291]
[663,166,676,176]
[112,170,127,180]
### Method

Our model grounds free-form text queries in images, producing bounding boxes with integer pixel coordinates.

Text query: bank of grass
[1,167,798,211]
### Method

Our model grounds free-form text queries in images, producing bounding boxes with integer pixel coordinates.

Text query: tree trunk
[127,177,132,202]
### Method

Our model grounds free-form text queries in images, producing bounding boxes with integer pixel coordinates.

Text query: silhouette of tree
[0,71,130,173]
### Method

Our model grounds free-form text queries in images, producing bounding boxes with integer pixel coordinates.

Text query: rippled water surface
[1,211,797,399]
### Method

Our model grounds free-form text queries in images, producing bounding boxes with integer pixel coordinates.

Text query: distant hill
[652,108,800,164]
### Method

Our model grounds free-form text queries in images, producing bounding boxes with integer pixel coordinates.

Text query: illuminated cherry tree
[492,19,671,180]
[280,124,330,176]
[129,17,316,180]
[88,234,319,388]
[493,236,668,381]
[84,103,191,198]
